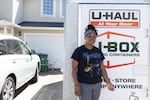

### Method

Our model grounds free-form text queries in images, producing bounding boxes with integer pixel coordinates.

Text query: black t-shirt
[71,45,105,84]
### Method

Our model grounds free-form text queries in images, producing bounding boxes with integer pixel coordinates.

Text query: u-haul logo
[90,9,140,28]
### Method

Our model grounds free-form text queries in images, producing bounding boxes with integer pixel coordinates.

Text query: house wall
[0,0,24,24]
[22,29,64,69]
[23,0,64,22]
[12,0,24,24]
[18,28,63,40]
[0,0,12,22]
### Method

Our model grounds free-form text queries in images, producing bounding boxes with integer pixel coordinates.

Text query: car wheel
[0,77,15,100]
[30,68,39,84]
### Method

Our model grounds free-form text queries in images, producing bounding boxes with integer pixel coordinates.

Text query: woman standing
[71,24,114,100]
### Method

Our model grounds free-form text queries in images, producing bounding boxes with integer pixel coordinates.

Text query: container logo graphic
[129,92,139,100]
[96,31,140,68]
[90,9,140,28]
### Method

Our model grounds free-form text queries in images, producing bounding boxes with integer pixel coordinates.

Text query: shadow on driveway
[15,82,29,98]
[31,81,63,100]
[40,70,63,76]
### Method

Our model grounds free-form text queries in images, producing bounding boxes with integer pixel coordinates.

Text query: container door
[78,4,150,100]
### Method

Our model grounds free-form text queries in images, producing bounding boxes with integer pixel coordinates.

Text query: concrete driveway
[31,81,62,100]
[14,70,63,100]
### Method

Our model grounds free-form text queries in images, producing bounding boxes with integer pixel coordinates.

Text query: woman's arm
[101,61,115,91]
[72,59,81,96]
[72,59,79,85]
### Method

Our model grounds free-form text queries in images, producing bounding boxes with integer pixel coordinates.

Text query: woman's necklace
[84,56,92,72]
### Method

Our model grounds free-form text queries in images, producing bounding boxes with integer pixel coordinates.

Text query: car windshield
[0,40,6,55]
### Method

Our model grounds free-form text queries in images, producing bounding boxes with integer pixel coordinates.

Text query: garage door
[24,33,65,69]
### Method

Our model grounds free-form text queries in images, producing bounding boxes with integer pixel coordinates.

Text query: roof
[0,20,15,26]
[19,22,64,27]
[0,34,20,40]
[0,20,20,28]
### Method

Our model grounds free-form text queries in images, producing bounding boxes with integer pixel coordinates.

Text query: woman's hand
[74,84,81,96]
[107,83,115,91]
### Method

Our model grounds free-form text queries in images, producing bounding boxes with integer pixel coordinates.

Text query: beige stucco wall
[0,0,64,24]
[0,0,12,22]
[23,0,64,22]
[18,28,64,40]
[21,29,64,34]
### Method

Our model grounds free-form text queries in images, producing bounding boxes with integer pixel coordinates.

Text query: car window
[18,41,30,55]
[5,40,23,54]
[0,40,7,55]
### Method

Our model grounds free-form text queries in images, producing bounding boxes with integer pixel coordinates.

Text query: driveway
[14,70,63,100]
[31,81,62,100]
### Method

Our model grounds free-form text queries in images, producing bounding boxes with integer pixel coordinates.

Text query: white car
[0,34,40,100]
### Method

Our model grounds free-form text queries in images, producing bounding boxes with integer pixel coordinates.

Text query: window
[6,40,22,54]
[60,0,65,17]
[19,42,30,55]
[42,0,56,16]
[0,40,7,55]
[6,40,30,55]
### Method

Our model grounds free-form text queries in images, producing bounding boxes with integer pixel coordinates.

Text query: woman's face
[85,33,96,45]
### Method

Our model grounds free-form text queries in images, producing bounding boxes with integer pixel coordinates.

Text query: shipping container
[64,0,150,100]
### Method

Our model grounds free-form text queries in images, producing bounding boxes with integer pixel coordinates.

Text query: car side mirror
[30,49,37,55]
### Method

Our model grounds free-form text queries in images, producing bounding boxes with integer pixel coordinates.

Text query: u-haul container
[64,0,150,100]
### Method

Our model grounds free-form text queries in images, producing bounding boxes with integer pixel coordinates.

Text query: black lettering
[103,12,113,20]
[123,12,130,20]
[92,12,101,19]
[101,84,107,88]
[120,42,129,52]
[114,12,122,20]
[132,12,138,20]
[131,42,139,52]
[99,42,102,51]
[104,42,117,52]
[115,78,136,83]
[114,84,143,89]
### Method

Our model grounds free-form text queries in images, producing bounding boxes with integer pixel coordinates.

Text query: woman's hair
[84,24,98,36]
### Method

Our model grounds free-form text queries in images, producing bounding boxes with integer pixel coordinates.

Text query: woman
[71,24,114,100]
